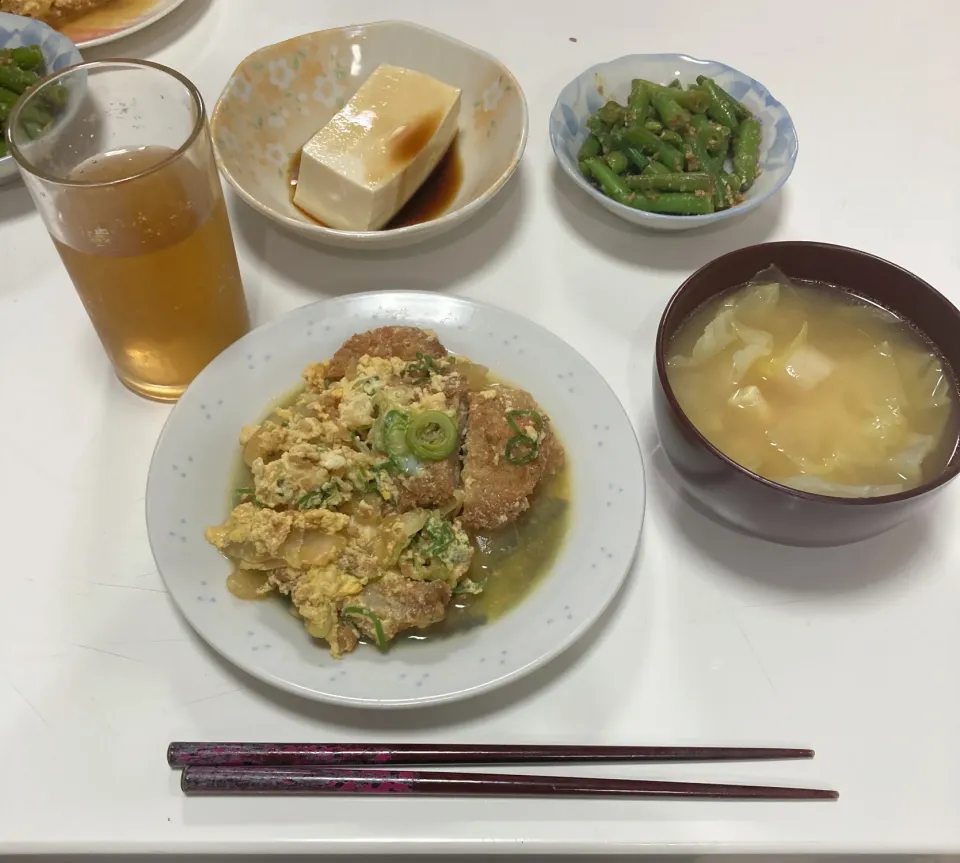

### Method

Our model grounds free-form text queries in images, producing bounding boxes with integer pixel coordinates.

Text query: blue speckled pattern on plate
[145,292,645,709]
[0,12,82,183]
[549,53,798,232]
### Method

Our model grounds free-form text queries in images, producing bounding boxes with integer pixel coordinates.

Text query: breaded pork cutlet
[394,371,468,510]
[347,572,452,644]
[326,325,466,511]
[326,325,446,380]
[460,386,564,530]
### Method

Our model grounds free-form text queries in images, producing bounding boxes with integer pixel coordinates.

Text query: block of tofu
[293,64,461,231]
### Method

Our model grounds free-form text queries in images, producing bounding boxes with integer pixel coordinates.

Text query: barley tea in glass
[8,60,250,401]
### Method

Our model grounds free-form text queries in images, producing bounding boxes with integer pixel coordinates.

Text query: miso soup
[666,277,959,497]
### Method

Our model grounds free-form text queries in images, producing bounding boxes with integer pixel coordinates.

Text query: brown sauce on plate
[287,136,463,231]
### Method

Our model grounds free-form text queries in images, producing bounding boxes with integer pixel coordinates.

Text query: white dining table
[1,0,958,856]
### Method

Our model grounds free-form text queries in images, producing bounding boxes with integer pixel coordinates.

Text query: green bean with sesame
[0,44,62,153]
[575,72,760,215]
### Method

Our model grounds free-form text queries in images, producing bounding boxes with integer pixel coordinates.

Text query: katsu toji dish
[206,326,569,657]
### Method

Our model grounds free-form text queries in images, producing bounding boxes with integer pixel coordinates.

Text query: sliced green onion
[382,411,409,458]
[297,488,329,510]
[355,375,380,396]
[420,515,455,557]
[233,486,256,506]
[342,606,387,650]
[504,409,544,466]
[505,435,539,465]
[372,409,407,455]
[406,410,458,461]
[372,409,421,475]
[506,409,544,438]
[356,467,396,503]
[402,352,445,383]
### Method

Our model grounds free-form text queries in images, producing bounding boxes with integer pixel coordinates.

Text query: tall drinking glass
[8,60,250,401]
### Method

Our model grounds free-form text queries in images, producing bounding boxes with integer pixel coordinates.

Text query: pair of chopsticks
[169,742,838,800]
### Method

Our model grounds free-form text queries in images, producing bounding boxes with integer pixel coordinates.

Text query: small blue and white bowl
[550,53,798,232]
[0,12,82,183]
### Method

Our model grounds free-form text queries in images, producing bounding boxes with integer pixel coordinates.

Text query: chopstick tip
[806,787,838,800]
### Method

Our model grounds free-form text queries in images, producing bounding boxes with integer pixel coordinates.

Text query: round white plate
[63,0,186,49]
[146,293,645,708]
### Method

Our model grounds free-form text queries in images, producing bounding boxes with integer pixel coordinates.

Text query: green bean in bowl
[577,77,759,217]
[550,54,798,231]
[0,44,66,156]
[0,12,82,181]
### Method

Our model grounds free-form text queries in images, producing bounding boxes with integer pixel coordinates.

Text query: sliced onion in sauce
[226,569,272,601]
[299,531,346,566]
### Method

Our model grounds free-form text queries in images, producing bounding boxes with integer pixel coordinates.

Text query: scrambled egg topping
[205,352,473,657]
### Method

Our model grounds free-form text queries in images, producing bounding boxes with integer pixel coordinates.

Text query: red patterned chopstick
[167,741,814,768]
[180,765,837,800]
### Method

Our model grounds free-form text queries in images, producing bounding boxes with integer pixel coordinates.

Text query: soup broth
[666,277,959,497]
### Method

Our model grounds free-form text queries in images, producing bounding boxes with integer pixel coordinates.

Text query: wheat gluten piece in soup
[666,267,960,498]
[206,326,570,658]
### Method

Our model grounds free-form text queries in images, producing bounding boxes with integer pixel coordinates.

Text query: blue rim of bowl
[0,13,83,170]
[549,53,799,227]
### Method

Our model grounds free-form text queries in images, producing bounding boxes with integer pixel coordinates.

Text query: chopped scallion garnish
[342,606,387,650]
[503,409,545,465]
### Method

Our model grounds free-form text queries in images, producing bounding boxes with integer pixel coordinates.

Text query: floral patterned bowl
[211,21,527,250]
[549,54,798,232]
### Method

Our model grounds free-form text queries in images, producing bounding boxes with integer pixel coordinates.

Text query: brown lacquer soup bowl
[654,241,960,546]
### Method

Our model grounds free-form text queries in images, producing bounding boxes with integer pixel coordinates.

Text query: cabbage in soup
[666,277,959,497]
